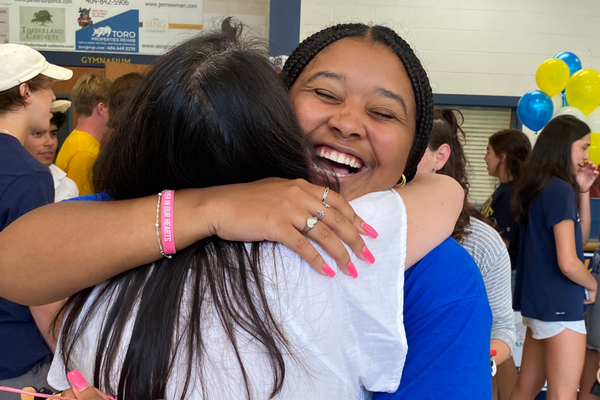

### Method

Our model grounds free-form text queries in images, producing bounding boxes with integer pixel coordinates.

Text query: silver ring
[303,217,318,233]
[322,187,331,208]
[315,210,325,220]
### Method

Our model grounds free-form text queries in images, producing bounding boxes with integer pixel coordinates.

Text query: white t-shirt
[49,164,79,202]
[48,190,407,399]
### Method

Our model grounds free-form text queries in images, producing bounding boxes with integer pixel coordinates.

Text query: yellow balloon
[566,69,600,115]
[536,59,570,97]
[588,132,600,165]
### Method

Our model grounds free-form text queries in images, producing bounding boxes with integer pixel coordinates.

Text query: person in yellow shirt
[56,74,111,195]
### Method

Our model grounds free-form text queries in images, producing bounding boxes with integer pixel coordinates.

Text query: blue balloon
[517,90,553,131]
[554,51,582,76]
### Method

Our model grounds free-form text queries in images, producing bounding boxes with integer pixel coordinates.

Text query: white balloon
[551,93,564,112]
[553,106,586,122]
[586,107,600,133]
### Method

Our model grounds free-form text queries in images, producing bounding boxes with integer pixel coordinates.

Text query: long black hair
[57,20,311,400]
[280,23,433,183]
[428,109,494,243]
[513,115,590,224]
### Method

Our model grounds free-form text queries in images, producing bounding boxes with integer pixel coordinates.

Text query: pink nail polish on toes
[323,263,336,278]
[362,246,375,264]
[362,223,379,239]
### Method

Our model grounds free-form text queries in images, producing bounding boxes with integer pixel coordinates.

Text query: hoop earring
[395,174,406,189]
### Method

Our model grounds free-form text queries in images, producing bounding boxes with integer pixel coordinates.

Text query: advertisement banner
[0,0,202,56]
[0,7,8,44]
[76,9,138,52]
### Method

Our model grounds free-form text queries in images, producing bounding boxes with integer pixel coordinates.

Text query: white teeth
[312,163,354,178]
[316,148,363,169]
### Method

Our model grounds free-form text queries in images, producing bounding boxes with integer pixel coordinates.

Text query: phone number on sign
[86,0,129,5]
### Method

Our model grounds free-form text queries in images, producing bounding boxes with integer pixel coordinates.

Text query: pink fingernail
[362,246,375,264]
[323,263,335,278]
[108,397,117,400]
[348,262,358,279]
[67,370,88,392]
[362,223,379,239]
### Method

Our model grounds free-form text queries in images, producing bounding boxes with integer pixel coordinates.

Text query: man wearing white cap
[24,100,79,202]
[0,43,72,398]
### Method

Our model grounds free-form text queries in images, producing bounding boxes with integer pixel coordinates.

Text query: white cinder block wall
[300,0,600,97]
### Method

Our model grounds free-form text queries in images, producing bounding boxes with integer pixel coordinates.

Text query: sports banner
[0,0,202,55]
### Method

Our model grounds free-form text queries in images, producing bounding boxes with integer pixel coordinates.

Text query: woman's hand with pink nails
[202,178,375,277]
[62,370,115,400]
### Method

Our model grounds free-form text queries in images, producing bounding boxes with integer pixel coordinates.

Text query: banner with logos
[0,0,202,56]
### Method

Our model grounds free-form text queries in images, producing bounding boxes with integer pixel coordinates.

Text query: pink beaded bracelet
[161,190,176,256]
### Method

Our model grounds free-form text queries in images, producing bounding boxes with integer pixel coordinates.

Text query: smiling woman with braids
[0,21,490,400]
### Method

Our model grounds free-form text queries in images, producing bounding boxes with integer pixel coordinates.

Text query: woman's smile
[290,37,416,200]
[313,144,366,178]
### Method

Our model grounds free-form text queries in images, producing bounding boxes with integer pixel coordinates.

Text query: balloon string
[0,386,76,400]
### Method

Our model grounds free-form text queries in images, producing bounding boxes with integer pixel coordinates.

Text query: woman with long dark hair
[481,128,531,399]
[1,22,491,400]
[510,115,598,400]
[46,26,422,400]
[482,129,531,276]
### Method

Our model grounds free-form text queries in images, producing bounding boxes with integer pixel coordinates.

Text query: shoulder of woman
[349,189,405,222]
[543,177,575,197]
[465,218,507,256]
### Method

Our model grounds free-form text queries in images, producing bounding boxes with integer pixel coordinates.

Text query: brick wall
[300,0,600,96]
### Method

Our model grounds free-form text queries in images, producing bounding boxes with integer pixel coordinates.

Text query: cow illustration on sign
[78,8,93,28]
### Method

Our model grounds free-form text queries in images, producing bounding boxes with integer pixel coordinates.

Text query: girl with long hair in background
[510,115,598,400]
[481,128,532,398]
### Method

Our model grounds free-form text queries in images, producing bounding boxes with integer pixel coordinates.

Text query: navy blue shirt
[482,181,520,270]
[0,132,54,379]
[374,238,492,400]
[513,177,584,321]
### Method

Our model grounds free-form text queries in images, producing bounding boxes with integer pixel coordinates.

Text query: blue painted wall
[268,0,301,56]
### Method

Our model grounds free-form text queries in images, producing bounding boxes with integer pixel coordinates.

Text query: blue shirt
[0,133,54,379]
[374,238,492,400]
[514,177,585,321]
[482,182,520,270]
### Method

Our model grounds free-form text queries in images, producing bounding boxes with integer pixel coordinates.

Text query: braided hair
[280,23,433,182]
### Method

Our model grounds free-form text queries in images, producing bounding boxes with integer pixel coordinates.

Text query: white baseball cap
[0,44,73,92]
[51,100,71,113]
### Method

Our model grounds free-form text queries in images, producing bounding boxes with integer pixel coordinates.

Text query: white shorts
[522,317,586,340]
